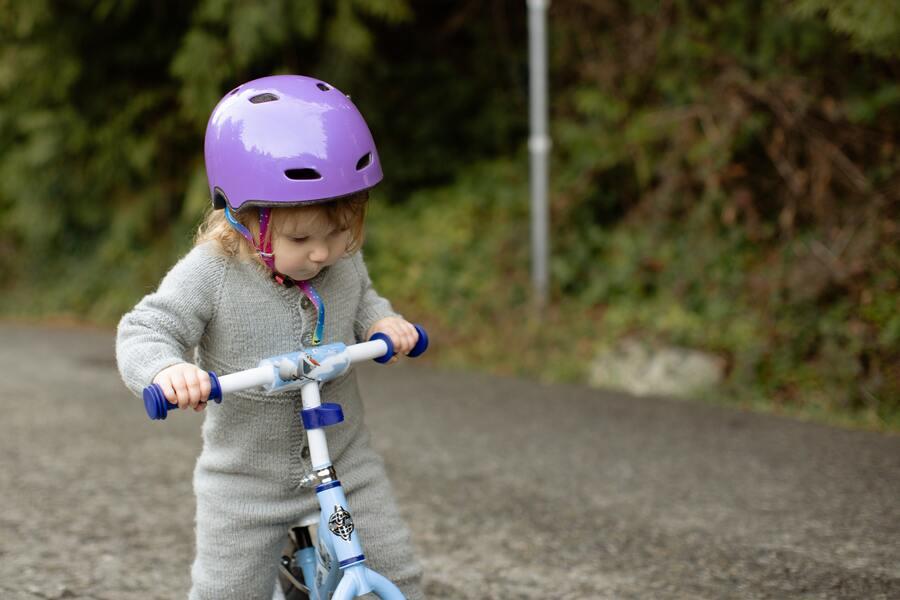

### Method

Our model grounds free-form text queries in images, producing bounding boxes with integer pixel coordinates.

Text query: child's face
[270,208,352,281]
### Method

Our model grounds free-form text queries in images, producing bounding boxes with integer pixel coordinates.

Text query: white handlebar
[217,366,275,396]
[145,326,426,420]
[219,339,390,396]
[345,339,390,364]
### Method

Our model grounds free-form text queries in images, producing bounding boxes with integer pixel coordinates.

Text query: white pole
[528,0,551,310]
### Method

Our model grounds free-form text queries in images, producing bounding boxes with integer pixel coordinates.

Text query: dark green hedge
[1,1,897,427]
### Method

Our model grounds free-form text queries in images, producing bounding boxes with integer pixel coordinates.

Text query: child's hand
[367,317,419,364]
[152,363,211,411]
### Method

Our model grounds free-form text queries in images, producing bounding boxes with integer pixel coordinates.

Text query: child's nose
[309,242,329,263]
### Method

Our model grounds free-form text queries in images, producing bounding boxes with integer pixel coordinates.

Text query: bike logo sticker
[328,505,354,542]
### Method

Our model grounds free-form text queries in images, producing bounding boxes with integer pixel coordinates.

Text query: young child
[116,75,424,599]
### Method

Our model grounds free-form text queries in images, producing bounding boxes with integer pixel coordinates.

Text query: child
[116,75,424,599]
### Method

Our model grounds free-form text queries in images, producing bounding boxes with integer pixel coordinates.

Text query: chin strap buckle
[273,273,296,288]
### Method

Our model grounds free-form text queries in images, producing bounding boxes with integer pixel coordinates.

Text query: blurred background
[0,0,897,429]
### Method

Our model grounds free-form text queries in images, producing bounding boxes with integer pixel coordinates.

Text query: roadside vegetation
[1,1,897,430]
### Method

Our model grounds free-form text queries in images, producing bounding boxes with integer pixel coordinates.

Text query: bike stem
[300,381,333,470]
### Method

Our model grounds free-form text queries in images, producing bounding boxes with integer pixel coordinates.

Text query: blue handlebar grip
[370,332,395,364]
[407,324,429,357]
[143,371,222,420]
[369,325,429,364]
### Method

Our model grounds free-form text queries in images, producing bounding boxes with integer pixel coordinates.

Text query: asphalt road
[1,323,898,599]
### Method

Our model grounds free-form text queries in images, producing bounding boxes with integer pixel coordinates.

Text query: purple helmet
[204,75,383,211]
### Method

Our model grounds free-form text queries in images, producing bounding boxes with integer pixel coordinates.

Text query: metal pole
[528,0,550,310]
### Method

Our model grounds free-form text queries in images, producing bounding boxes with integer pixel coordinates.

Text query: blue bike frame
[286,478,404,600]
[143,326,428,600]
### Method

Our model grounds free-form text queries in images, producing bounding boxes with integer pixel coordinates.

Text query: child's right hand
[152,363,211,411]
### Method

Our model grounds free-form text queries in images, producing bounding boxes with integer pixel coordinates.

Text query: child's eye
[292,236,309,242]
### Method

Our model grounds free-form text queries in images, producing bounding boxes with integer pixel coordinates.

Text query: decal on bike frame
[328,505,355,542]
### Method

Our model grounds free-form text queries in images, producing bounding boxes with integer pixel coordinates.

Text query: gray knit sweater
[116,242,423,599]
[116,242,397,396]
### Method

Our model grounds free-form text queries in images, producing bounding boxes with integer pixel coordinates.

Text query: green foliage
[0,1,897,429]
[0,0,417,321]
[368,0,899,428]
[535,0,900,427]
[791,0,900,57]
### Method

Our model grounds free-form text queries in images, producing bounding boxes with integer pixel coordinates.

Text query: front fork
[282,479,403,600]
[281,482,358,600]
[293,381,404,599]
[311,480,361,598]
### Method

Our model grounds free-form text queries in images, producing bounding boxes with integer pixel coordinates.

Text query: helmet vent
[355,153,372,171]
[285,168,322,181]
[249,93,279,104]
[316,83,331,91]
[228,86,241,96]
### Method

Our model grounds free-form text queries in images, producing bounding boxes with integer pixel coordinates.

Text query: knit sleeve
[115,243,228,397]
[352,251,401,342]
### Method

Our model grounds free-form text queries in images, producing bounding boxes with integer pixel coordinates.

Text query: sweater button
[300,297,311,309]
[301,446,310,459]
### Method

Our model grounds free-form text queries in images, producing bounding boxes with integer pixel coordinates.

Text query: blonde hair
[195,193,368,261]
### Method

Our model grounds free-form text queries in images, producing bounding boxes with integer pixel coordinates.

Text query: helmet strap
[256,207,276,270]
[224,206,275,270]
[223,205,325,346]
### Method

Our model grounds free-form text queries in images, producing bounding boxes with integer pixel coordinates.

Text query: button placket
[298,295,313,346]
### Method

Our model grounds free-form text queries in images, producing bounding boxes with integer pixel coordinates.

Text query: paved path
[1,323,898,599]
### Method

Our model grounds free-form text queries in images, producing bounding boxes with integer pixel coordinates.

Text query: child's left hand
[367,317,419,364]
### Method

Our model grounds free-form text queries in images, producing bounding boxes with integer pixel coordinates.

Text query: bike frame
[283,346,405,600]
[143,327,427,600]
